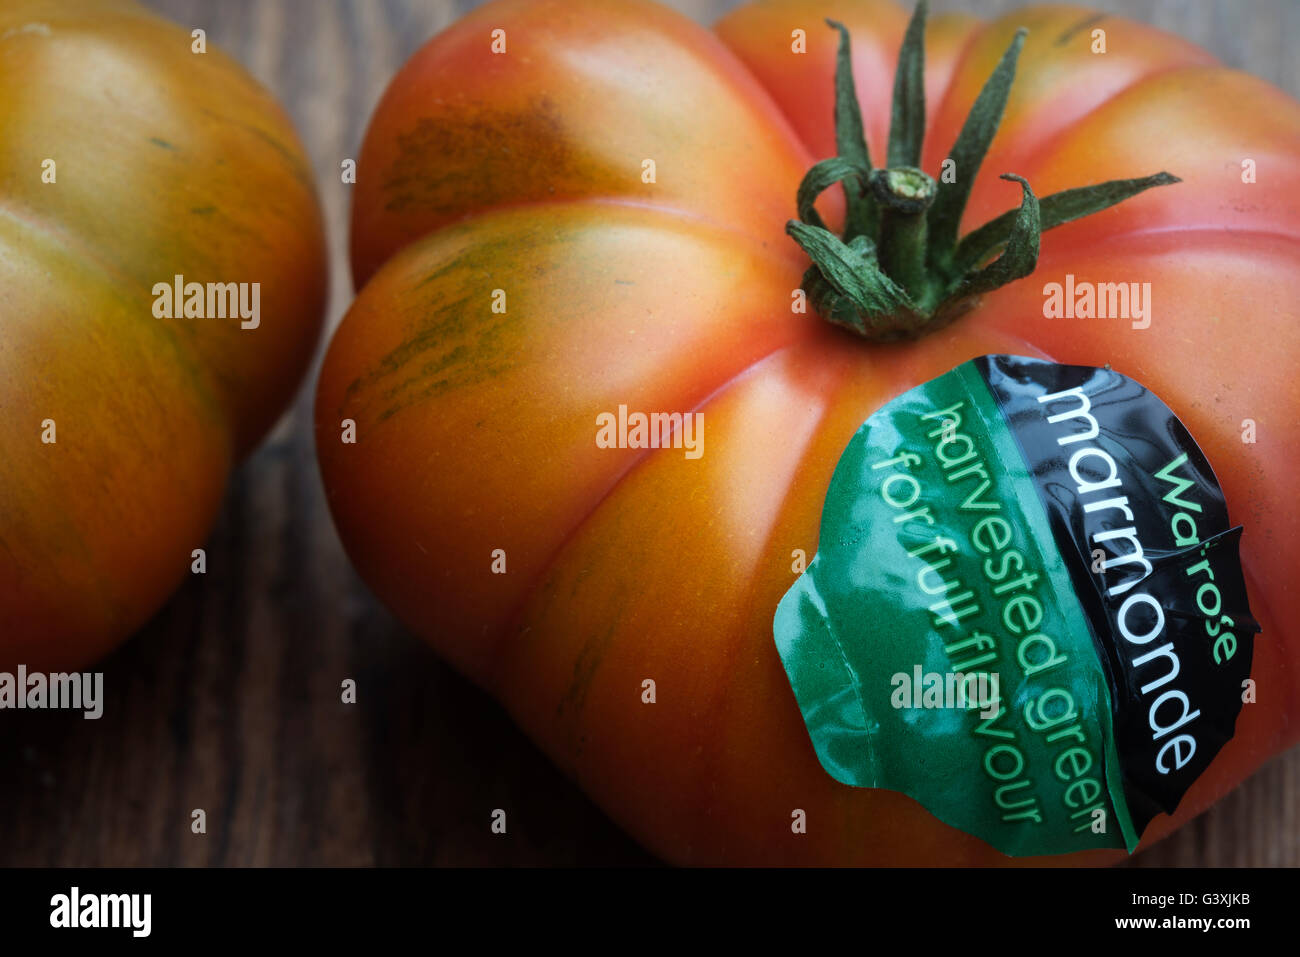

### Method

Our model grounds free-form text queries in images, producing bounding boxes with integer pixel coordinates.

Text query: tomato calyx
[786,1,1181,342]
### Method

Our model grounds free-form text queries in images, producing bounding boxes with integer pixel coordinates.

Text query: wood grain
[1,0,1295,867]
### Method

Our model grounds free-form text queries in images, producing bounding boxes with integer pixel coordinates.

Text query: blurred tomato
[0,0,328,669]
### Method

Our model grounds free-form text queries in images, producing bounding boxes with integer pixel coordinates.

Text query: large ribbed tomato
[0,0,327,669]
[318,0,1300,864]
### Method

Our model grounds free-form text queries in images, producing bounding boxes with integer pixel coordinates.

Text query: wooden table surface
[2,0,1296,867]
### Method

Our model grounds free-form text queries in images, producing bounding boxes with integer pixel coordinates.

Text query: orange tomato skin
[323,0,1300,864]
[348,0,813,290]
[0,0,328,670]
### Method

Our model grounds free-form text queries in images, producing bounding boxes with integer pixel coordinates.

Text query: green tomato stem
[785,7,1180,342]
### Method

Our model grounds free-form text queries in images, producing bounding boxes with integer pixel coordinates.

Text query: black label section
[974,356,1258,832]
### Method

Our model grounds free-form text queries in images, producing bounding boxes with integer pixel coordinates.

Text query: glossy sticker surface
[774,355,1257,857]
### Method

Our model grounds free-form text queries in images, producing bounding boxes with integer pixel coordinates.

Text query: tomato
[0,0,327,670]
[319,0,1300,864]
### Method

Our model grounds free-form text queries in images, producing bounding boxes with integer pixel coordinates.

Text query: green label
[775,360,1138,856]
